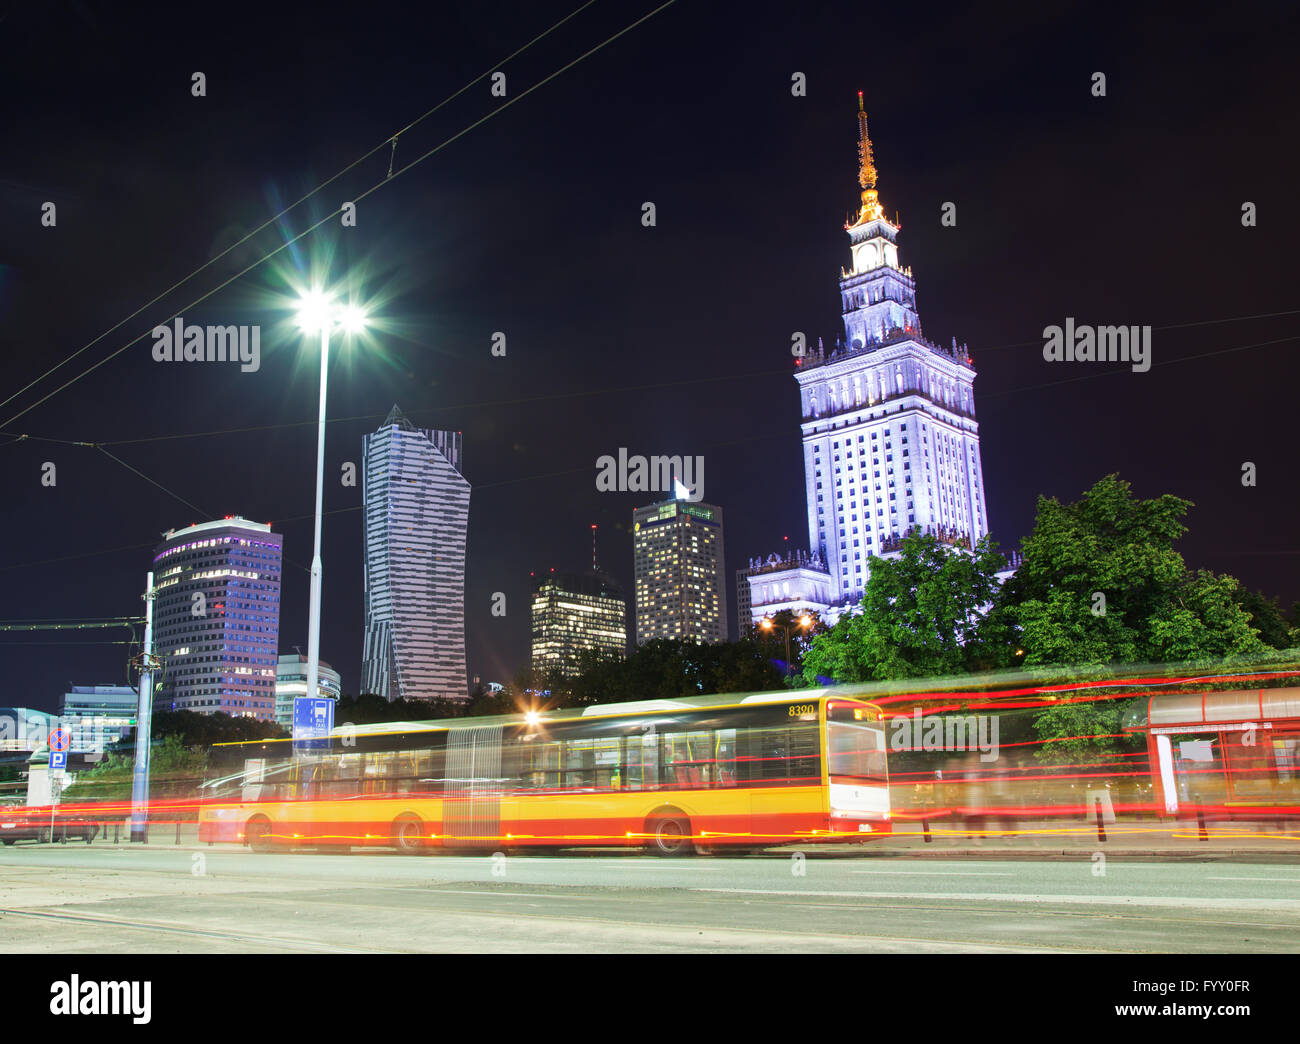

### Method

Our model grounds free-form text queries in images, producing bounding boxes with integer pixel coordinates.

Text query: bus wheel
[2,838,14,846]
[646,815,693,857]
[246,817,273,853]
[392,815,424,854]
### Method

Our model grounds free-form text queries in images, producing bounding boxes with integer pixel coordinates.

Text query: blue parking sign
[49,749,67,771]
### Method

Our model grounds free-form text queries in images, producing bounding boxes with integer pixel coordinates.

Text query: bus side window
[716,729,738,787]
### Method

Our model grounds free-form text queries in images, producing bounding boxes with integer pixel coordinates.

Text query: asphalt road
[2,846,1299,953]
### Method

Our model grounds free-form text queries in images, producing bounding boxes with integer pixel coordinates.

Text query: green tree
[558,639,785,707]
[333,693,469,724]
[1233,587,1297,650]
[799,531,1011,685]
[150,710,287,746]
[751,608,828,681]
[1029,694,1145,765]
[1004,475,1266,668]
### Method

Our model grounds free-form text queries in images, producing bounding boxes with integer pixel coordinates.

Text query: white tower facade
[361,405,471,701]
[747,94,991,622]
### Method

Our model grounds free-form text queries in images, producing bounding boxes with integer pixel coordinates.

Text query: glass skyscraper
[360,405,471,702]
[151,516,283,720]
[530,569,628,678]
[633,497,727,645]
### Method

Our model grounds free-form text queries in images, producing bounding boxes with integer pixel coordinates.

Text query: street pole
[305,326,329,709]
[49,775,60,842]
[130,572,155,843]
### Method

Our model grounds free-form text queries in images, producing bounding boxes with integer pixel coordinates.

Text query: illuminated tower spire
[855,91,884,224]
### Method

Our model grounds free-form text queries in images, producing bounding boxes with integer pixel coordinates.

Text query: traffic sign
[49,727,71,753]
[293,697,334,754]
[49,749,67,771]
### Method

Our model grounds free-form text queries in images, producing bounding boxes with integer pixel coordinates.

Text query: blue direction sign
[293,697,334,754]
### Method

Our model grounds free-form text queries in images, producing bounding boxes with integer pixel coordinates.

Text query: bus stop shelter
[1125,687,1300,816]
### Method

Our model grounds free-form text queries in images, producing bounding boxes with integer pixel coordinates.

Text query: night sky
[2,1,1297,713]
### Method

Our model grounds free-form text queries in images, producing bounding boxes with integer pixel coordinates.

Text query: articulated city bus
[197,691,890,854]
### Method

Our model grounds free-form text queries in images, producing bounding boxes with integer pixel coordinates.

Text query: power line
[2,307,1295,452]
[3,319,1292,579]
[0,640,137,646]
[95,446,209,518]
[972,307,1300,355]
[0,620,142,641]
[982,334,1300,403]
[0,0,603,418]
[0,1,676,430]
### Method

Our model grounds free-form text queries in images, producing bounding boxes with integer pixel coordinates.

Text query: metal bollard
[113,823,119,844]
[1197,810,1208,841]
[922,819,932,843]
[176,819,182,844]
[1095,800,1107,843]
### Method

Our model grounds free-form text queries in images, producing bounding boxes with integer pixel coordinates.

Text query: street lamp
[294,289,368,716]
[760,613,815,678]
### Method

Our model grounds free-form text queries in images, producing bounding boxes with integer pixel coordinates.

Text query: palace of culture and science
[742,94,1009,628]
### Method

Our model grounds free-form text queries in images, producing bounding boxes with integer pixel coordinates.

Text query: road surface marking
[691,888,1300,910]
[849,870,1013,877]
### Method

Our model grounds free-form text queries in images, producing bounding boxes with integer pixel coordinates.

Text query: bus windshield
[826,705,888,783]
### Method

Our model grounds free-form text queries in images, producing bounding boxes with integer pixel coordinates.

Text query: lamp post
[295,292,367,713]
[760,613,814,678]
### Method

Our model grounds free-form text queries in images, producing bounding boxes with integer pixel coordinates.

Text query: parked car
[0,806,99,845]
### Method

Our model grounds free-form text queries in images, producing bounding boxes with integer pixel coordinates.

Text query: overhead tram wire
[981,333,1300,403]
[94,446,209,518]
[4,304,1294,449]
[2,316,1293,454]
[0,0,675,431]
[0,0,602,418]
[967,307,1300,356]
[1,318,1292,568]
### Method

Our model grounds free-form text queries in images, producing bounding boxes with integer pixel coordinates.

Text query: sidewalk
[838,817,1300,860]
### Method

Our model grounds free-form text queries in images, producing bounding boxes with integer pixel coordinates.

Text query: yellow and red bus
[198,690,890,854]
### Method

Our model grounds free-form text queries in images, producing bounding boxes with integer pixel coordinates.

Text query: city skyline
[2,3,1297,713]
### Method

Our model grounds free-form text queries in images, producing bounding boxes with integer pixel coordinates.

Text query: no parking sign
[49,727,71,770]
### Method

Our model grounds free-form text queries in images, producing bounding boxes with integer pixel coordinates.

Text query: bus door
[444,724,503,848]
[746,704,821,841]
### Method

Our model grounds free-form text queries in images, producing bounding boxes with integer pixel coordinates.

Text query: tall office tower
[152,516,283,720]
[633,497,727,645]
[734,568,753,639]
[360,405,471,701]
[274,653,342,728]
[747,94,992,624]
[530,569,628,678]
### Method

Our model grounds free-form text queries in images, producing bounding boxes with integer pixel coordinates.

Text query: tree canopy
[799,530,1011,685]
[1003,475,1267,668]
